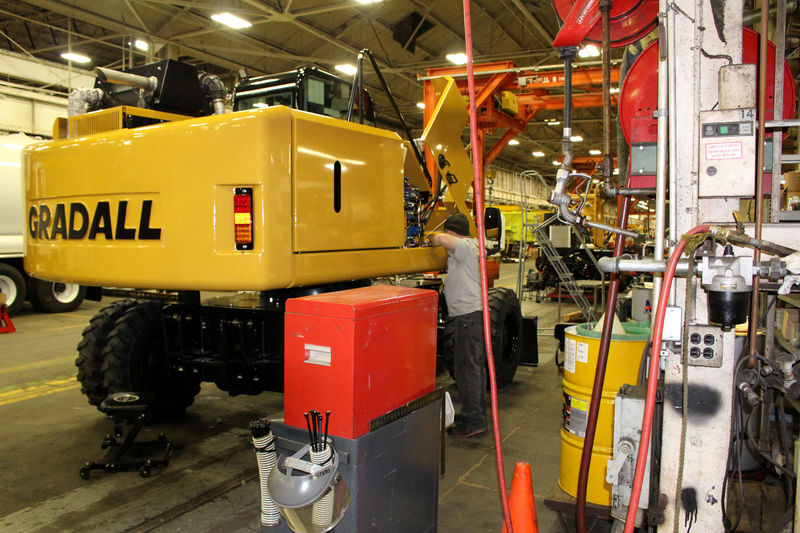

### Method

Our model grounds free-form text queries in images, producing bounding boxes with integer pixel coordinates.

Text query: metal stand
[79,392,172,479]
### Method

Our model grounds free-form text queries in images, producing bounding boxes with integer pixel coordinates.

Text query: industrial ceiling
[0,1,797,179]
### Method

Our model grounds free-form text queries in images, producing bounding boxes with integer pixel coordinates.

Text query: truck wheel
[441,288,522,389]
[0,264,26,315]
[76,299,139,407]
[28,278,86,313]
[488,287,522,388]
[102,301,201,421]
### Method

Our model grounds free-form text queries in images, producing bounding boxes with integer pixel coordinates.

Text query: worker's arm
[429,232,458,253]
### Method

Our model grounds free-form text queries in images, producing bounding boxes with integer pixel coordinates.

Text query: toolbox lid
[285,285,437,319]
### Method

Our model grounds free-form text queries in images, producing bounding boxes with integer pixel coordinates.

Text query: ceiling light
[610,87,620,94]
[589,149,601,155]
[613,168,620,175]
[211,12,252,29]
[252,103,269,109]
[60,52,91,64]
[532,151,545,157]
[552,160,561,165]
[134,39,149,52]
[592,179,600,184]
[357,0,382,4]
[578,45,601,58]
[335,64,358,76]
[547,121,561,126]
[570,135,583,142]
[416,102,426,109]
[446,53,468,65]
[508,139,519,145]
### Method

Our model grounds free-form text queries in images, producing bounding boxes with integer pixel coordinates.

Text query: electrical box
[698,108,756,198]
[284,285,438,439]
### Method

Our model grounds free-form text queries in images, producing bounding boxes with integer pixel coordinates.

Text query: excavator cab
[233,67,375,124]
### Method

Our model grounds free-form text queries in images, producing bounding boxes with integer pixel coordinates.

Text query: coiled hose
[250,418,281,527]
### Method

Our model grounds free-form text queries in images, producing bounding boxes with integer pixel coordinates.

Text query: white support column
[658,0,745,531]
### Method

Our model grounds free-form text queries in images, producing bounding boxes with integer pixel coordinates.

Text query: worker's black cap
[444,213,470,236]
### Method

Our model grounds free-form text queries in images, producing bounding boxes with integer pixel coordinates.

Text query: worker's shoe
[447,420,486,438]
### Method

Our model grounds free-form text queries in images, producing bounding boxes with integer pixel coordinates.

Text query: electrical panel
[698,108,757,198]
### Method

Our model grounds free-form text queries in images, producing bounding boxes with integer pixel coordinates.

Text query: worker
[431,213,487,438]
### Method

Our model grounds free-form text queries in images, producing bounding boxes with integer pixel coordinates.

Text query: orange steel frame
[422,61,619,195]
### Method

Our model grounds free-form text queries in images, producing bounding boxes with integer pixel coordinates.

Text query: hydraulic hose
[462,2,513,531]
[576,181,632,533]
[623,224,710,533]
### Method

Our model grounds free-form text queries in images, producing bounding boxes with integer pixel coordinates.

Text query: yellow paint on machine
[23,76,472,292]
[0,377,80,406]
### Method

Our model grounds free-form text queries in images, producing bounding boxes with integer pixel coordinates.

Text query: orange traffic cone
[501,462,538,533]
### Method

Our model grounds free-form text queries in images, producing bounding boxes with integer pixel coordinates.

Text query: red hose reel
[619,27,797,145]
[552,0,658,48]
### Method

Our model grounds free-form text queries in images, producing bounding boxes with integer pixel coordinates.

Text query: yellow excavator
[24,56,522,418]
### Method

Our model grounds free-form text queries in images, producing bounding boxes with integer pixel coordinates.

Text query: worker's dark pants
[452,311,487,428]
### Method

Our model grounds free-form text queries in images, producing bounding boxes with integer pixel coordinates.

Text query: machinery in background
[23,57,523,420]
[0,133,86,315]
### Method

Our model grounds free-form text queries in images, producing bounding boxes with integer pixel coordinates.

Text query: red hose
[461,2,514,531]
[623,225,710,532]
[575,193,631,532]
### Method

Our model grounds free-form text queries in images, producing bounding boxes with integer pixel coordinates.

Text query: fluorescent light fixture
[589,149,601,155]
[211,12,252,29]
[335,64,358,76]
[416,102,426,109]
[552,160,561,165]
[531,151,545,157]
[570,135,583,142]
[252,103,269,109]
[547,121,561,126]
[578,45,601,58]
[613,168,620,175]
[592,179,600,184]
[60,52,91,64]
[357,0,382,4]
[446,53,468,65]
[134,39,149,51]
[649,208,655,212]
[508,139,519,145]
[610,87,620,94]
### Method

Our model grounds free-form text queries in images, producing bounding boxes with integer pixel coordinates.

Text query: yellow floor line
[0,356,75,375]
[0,377,80,406]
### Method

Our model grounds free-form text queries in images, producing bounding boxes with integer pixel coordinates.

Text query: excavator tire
[441,287,522,389]
[75,299,139,407]
[101,300,200,421]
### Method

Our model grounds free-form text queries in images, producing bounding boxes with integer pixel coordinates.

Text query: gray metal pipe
[95,67,158,92]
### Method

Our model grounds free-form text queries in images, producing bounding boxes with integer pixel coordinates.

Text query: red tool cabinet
[284,285,438,439]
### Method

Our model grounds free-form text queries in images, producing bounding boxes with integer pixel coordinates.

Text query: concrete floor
[0,261,601,533]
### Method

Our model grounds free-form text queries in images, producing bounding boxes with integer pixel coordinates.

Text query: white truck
[0,133,86,314]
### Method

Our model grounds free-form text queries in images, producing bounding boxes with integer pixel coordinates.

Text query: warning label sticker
[564,337,576,373]
[563,393,589,437]
[705,142,743,160]
[576,341,589,363]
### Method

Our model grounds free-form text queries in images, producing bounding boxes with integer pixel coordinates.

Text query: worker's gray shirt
[443,237,482,317]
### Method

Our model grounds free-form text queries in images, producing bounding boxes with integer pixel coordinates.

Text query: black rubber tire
[488,287,523,388]
[102,301,201,421]
[28,277,86,313]
[75,299,140,407]
[0,263,26,315]
[441,288,523,389]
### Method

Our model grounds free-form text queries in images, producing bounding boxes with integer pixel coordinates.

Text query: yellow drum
[559,321,649,505]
